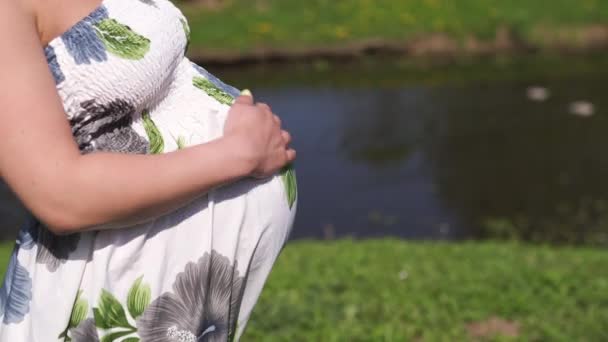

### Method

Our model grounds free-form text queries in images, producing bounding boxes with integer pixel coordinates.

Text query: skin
[0,0,296,235]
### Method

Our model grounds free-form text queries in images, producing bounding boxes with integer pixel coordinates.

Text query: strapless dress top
[44,0,241,154]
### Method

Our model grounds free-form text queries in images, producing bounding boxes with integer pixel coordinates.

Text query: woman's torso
[41,0,244,152]
[0,0,297,339]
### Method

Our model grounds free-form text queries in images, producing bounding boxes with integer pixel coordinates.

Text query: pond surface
[2,55,608,243]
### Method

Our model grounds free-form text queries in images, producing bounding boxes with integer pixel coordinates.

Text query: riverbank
[179,0,608,64]
[0,240,606,340]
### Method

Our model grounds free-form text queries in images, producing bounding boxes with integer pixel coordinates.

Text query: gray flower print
[70,99,149,154]
[18,216,80,272]
[44,45,65,85]
[137,251,245,342]
[190,62,241,98]
[71,318,100,342]
[62,5,109,64]
[139,0,157,7]
[0,250,32,324]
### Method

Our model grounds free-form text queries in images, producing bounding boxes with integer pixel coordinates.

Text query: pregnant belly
[71,55,297,231]
[132,85,227,151]
[127,57,298,224]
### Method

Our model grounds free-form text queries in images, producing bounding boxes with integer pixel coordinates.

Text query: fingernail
[240,89,253,97]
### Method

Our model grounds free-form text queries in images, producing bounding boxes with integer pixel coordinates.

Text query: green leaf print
[94,19,151,60]
[69,290,89,328]
[176,135,187,149]
[180,17,191,54]
[100,330,135,342]
[127,276,151,319]
[142,110,164,154]
[93,289,133,329]
[173,135,186,150]
[122,338,141,342]
[193,76,235,106]
[180,18,190,44]
[280,164,298,209]
[59,289,90,341]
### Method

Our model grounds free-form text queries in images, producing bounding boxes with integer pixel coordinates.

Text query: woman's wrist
[210,135,256,180]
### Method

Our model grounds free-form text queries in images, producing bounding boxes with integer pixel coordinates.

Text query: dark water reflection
[426,79,608,244]
[1,57,607,244]
[244,62,608,244]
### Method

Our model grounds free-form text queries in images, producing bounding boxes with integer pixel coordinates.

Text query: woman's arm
[0,1,295,235]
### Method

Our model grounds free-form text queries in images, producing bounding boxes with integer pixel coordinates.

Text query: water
[2,56,608,243]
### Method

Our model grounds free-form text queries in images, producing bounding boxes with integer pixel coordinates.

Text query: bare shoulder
[0,0,39,49]
[0,0,79,191]
[0,0,57,113]
[0,0,37,22]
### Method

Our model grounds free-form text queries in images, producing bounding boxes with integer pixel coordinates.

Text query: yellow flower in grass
[334,26,350,39]
[255,22,273,34]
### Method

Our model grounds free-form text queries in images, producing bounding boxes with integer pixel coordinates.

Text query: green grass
[1,240,606,340]
[214,53,608,89]
[179,0,608,54]
[245,240,608,341]
[0,243,13,277]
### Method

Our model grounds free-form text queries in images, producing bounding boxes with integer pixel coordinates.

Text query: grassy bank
[0,240,606,340]
[214,53,608,89]
[246,240,608,341]
[179,0,608,61]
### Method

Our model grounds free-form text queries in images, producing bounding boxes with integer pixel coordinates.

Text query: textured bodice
[44,0,240,154]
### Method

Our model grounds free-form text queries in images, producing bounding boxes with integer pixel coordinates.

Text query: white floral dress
[0,0,297,340]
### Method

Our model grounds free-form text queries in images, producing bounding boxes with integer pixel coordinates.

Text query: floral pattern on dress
[0,251,32,325]
[191,62,240,99]
[280,164,298,209]
[136,250,244,342]
[62,6,110,64]
[70,99,150,154]
[18,217,80,273]
[61,5,151,64]
[94,18,151,60]
[44,45,65,85]
[70,318,99,342]
[64,251,244,341]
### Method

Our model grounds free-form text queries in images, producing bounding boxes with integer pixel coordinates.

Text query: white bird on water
[526,86,550,102]
[569,101,595,117]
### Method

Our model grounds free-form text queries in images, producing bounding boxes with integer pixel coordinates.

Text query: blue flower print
[0,251,33,324]
[62,5,109,64]
[83,5,109,23]
[44,45,65,85]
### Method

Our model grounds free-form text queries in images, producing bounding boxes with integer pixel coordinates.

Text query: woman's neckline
[42,0,111,49]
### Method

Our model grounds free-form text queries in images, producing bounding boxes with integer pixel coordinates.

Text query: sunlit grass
[178,0,608,53]
[246,239,608,340]
[0,243,13,277]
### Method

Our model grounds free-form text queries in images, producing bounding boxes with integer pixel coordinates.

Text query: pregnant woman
[0,0,297,340]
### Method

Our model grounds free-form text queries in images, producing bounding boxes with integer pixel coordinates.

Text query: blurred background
[3,0,608,340]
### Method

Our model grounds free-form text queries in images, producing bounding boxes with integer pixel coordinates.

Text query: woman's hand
[223,91,296,179]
